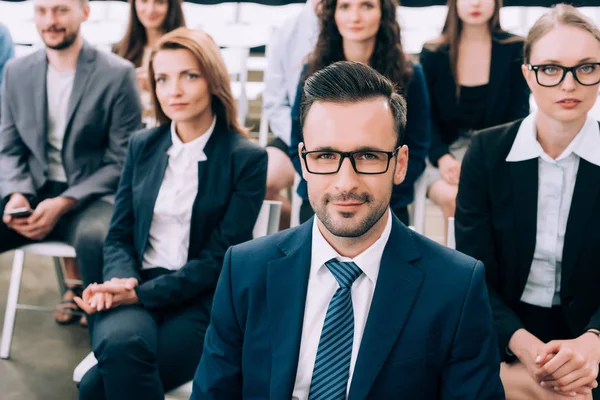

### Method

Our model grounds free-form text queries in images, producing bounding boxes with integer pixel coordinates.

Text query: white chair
[72,352,192,400]
[0,1,33,24]
[500,6,529,36]
[81,21,126,47]
[237,3,304,30]
[72,200,282,397]
[252,200,282,238]
[0,241,78,359]
[411,175,427,235]
[221,46,251,124]
[221,46,267,125]
[13,44,38,58]
[397,5,447,55]
[106,0,130,24]
[5,21,40,46]
[290,173,302,228]
[182,2,236,29]
[447,217,456,250]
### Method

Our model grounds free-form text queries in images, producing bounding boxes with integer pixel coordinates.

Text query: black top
[420,32,530,166]
[454,84,488,136]
[455,119,600,362]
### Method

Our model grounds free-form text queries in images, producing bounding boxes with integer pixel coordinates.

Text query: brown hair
[305,0,412,93]
[148,28,247,136]
[426,0,519,84]
[115,0,186,68]
[524,3,600,64]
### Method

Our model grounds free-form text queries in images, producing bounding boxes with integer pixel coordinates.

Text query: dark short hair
[300,61,407,147]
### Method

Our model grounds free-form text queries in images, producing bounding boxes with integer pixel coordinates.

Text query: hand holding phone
[4,207,33,219]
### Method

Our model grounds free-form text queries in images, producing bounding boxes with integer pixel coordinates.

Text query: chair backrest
[237,3,304,30]
[447,217,455,250]
[182,2,236,29]
[253,200,282,238]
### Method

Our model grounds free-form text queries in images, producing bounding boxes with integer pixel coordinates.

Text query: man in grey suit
[0,0,142,325]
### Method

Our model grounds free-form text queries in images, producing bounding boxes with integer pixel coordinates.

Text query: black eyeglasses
[301,146,400,175]
[527,63,600,87]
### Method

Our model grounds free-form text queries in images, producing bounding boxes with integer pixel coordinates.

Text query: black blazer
[102,120,268,310]
[420,32,530,166]
[455,119,600,361]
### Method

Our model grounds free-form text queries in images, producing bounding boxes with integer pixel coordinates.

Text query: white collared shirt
[141,116,217,271]
[262,0,319,145]
[292,209,393,399]
[506,113,600,307]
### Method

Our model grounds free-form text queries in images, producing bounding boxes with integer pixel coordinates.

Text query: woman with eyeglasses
[288,0,431,225]
[456,5,600,400]
[420,0,529,231]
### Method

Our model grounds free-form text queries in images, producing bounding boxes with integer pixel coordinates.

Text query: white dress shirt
[142,117,216,271]
[506,113,600,308]
[292,209,393,399]
[262,0,319,146]
[46,65,75,183]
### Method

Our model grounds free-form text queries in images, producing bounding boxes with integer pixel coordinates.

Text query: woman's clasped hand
[74,278,140,314]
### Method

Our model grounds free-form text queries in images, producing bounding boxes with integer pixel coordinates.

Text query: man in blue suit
[192,61,504,400]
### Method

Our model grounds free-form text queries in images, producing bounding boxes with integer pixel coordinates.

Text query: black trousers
[0,182,113,287]
[299,201,410,226]
[79,269,211,400]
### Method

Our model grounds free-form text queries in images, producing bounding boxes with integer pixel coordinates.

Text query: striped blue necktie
[308,260,363,400]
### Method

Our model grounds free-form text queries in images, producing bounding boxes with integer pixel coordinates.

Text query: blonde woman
[457,5,600,399]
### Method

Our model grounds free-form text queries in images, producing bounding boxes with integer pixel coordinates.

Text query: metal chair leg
[53,257,66,296]
[1,249,25,359]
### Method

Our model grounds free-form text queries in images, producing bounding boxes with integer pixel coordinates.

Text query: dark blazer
[420,32,530,166]
[455,119,600,361]
[289,63,431,211]
[192,215,504,399]
[0,41,142,206]
[102,121,268,310]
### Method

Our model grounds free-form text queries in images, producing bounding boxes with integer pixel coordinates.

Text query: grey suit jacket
[0,41,142,207]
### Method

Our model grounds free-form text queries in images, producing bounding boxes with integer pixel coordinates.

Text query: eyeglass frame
[300,145,401,175]
[526,62,600,87]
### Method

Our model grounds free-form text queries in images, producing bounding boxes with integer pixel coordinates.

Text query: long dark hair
[426,0,518,83]
[115,0,186,67]
[305,0,412,92]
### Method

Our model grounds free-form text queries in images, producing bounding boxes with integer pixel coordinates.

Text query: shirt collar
[310,208,393,284]
[167,115,217,161]
[506,112,600,167]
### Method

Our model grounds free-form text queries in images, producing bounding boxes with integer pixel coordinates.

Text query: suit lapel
[188,123,225,258]
[64,42,95,142]
[138,128,171,256]
[348,218,423,400]
[561,159,600,296]
[508,159,539,289]
[484,39,511,124]
[32,50,48,165]
[267,222,312,399]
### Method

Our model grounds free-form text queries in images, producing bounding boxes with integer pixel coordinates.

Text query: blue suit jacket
[192,216,504,399]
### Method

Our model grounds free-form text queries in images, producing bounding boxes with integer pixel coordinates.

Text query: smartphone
[4,207,33,218]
